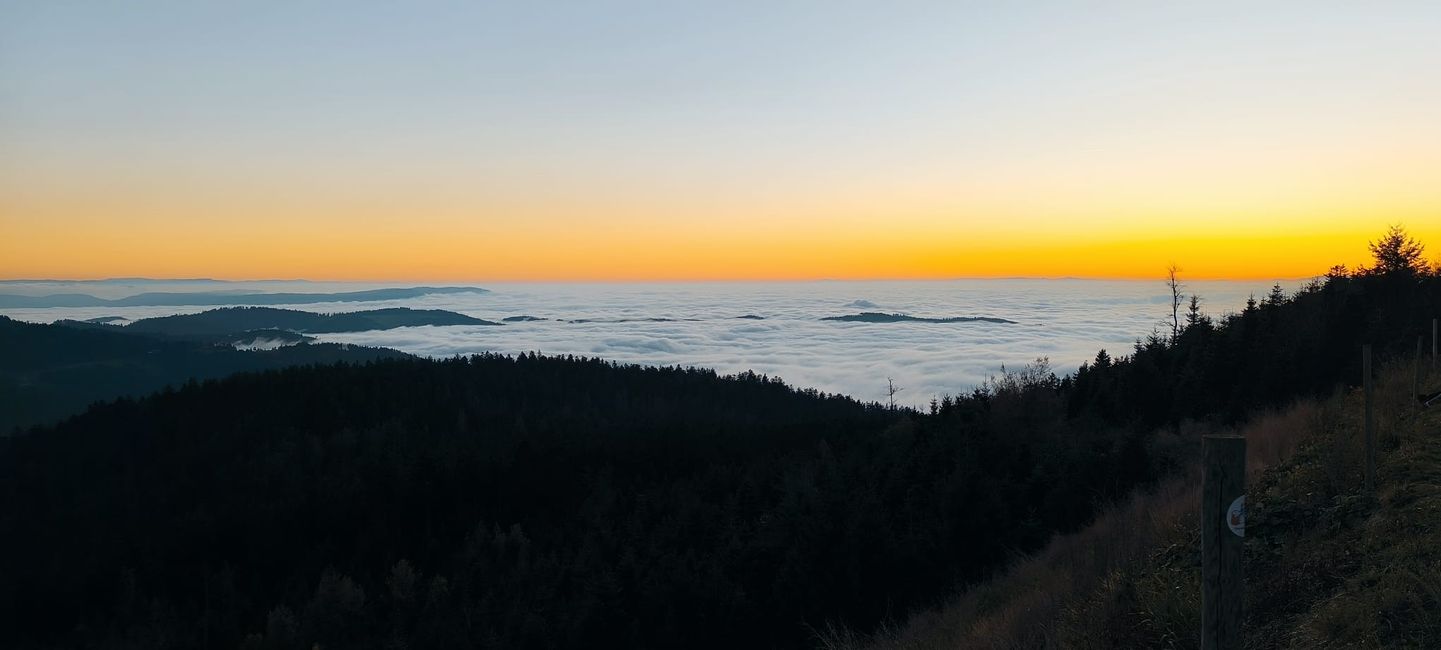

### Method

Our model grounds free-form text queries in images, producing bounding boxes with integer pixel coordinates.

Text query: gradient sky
[3,1,1440,281]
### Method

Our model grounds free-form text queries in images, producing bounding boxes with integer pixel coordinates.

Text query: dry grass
[1231,360,1441,649]
[823,403,1321,650]
[826,358,1441,650]
[1246,402,1323,478]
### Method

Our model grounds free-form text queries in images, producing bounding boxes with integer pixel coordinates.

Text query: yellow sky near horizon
[5,141,1438,281]
[4,121,1438,281]
[3,196,1436,282]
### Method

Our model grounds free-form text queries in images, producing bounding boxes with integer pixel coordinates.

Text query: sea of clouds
[1,279,1302,406]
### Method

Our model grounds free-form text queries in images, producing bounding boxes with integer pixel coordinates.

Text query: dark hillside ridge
[0,353,1159,650]
[55,319,317,347]
[0,317,408,431]
[118,306,498,337]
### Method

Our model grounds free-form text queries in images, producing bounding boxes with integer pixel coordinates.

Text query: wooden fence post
[1363,344,1375,494]
[1202,434,1245,650]
[1416,336,1424,400]
[1433,318,1437,373]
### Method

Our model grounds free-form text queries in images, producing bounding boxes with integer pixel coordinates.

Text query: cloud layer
[3,279,1300,406]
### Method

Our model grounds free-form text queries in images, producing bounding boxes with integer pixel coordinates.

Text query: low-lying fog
[1,279,1304,405]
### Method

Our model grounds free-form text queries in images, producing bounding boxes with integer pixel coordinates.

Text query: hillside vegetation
[0,316,408,432]
[0,355,1150,649]
[835,359,1440,648]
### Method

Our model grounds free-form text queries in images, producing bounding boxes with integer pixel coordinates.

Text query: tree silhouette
[1185,294,1209,330]
[1366,224,1426,277]
[1166,264,1184,342]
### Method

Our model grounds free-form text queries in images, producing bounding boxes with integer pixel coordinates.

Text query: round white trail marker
[1226,495,1245,538]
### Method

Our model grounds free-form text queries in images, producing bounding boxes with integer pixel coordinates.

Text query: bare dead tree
[886,377,903,410]
[1166,264,1183,342]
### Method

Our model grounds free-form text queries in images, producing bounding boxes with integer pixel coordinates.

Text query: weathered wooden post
[1202,434,1245,650]
[1416,336,1424,401]
[1363,344,1375,493]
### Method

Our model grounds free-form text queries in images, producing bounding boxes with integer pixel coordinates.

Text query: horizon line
[0,274,1323,285]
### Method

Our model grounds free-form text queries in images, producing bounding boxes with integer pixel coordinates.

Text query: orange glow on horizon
[4,95,1439,283]
[6,123,1438,283]
[3,201,1436,283]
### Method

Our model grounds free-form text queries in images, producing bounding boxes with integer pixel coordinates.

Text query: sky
[3,1,1440,281]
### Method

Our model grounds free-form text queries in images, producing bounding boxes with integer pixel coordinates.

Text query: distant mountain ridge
[0,316,409,432]
[113,306,499,337]
[822,312,1017,324]
[0,286,488,308]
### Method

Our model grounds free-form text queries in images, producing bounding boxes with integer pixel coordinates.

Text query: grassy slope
[1245,363,1441,648]
[833,360,1441,649]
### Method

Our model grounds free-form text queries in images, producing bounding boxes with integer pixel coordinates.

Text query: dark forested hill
[0,354,1155,650]
[1063,251,1441,431]
[0,317,409,432]
[119,306,499,337]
